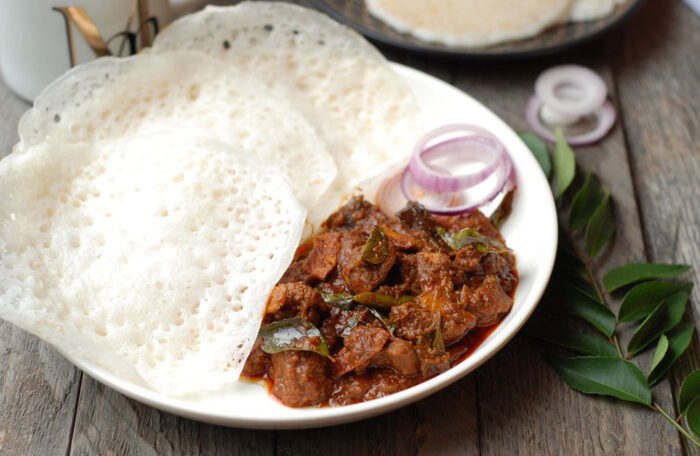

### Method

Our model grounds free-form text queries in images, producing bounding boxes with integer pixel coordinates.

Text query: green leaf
[363,305,396,335]
[618,281,693,322]
[436,226,509,254]
[319,290,355,310]
[686,397,700,439]
[259,317,330,358]
[569,171,605,230]
[679,370,700,415]
[649,335,669,376]
[362,225,389,264]
[584,188,614,258]
[553,127,576,198]
[518,131,551,178]
[648,323,694,385]
[525,324,618,357]
[552,282,616,336]
[546,355,651,405]
[603,263,692,292]
[563,277,603,304]
[555,251,589,281]
[627,291,688,356]
[489,189,515,229]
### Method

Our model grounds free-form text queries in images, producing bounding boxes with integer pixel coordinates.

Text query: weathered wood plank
[448,41,684,453]
[0,80,81,456]
[69,377,275,456]
[612,0,700,454]
[276,376,479,456]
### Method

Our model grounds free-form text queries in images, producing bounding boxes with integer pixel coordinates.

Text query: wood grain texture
[276,376,479,456]
[612,0,700,454]
[68,378,274,456]
[448,48,684,454]
[1,0,700,454]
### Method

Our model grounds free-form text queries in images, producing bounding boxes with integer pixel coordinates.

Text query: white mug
[0,0,204,101]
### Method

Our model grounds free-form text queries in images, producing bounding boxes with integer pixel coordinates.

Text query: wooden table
[1,0,699,454]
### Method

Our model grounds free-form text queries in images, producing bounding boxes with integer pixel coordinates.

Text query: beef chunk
[264,282,328,325]
[320,306,371,350]
[389,302,440,342]
[442,210,503,242]
[482,252,518,294]
[396,202,438,237]
[370,337,420,376]
[270,350,332,407]
[440,305,477,345]
[323,196,390,231]
[333,325,391,377]
[454,245,486,274]
[338,228,396,294]
[415,339,451,378]
[416,251,453,292]
[303,231,342,280]
[242,337,271,377]
[330,369,422,406]
[279,258,315,285]
[462,275,512,327]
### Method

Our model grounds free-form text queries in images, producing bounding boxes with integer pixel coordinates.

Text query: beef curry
[242,196,517,407]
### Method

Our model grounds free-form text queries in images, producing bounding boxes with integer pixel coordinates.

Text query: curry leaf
[362,225,389,264]
[569,170,605,230]
[551,282,616,336]
[518,131,552,178]
[525,324,618,357]
[259,317,330,358]
[686,397,700,439]
[584,188,614,258]
[563,277,603,304]
[553,127,576,198]
[489,189,515,229]
[649,334,669,377]
[363,305,396,335]
[437,226,509,253]
[679,370,700,416]
[555,250,590,281]
[648,323,694,385]
[618,281,693,322]
[546,355,651,405]
[627,291,688,356]
[603,263,692,292]
[319,291,355,310]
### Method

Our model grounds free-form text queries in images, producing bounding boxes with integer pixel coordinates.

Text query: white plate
[60,63,558,430]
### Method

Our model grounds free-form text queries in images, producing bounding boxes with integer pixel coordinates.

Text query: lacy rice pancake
[17,51,336,210]
[152,2,422,230]
[365,0,627,48]
[0,132,306,397]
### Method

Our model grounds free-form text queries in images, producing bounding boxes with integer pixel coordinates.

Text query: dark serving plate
[310,0,645,59]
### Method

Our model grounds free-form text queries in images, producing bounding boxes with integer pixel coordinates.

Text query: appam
[0,132,306,397]
[152,2,423,231]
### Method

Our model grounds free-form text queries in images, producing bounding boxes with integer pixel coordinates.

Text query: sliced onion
[535,65,607,118]
[401,152,514,215]
[526,95,616,146]
[408,124,505,193]
[376,168,453,217]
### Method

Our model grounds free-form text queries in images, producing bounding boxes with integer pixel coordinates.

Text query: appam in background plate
[62,63,558,429]
[311,0,644,58]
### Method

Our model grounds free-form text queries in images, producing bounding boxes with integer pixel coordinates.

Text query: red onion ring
[408,124,505,193]
[401,152,514,215]
[535,65,607,118]
[526,95,616,146]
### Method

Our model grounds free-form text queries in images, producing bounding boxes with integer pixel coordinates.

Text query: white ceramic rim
[56,63,558,430]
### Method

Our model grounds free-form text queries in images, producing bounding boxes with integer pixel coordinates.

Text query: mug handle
[167,0,206,18]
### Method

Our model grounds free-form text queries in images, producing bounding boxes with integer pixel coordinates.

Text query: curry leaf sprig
[519,128,699,447]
